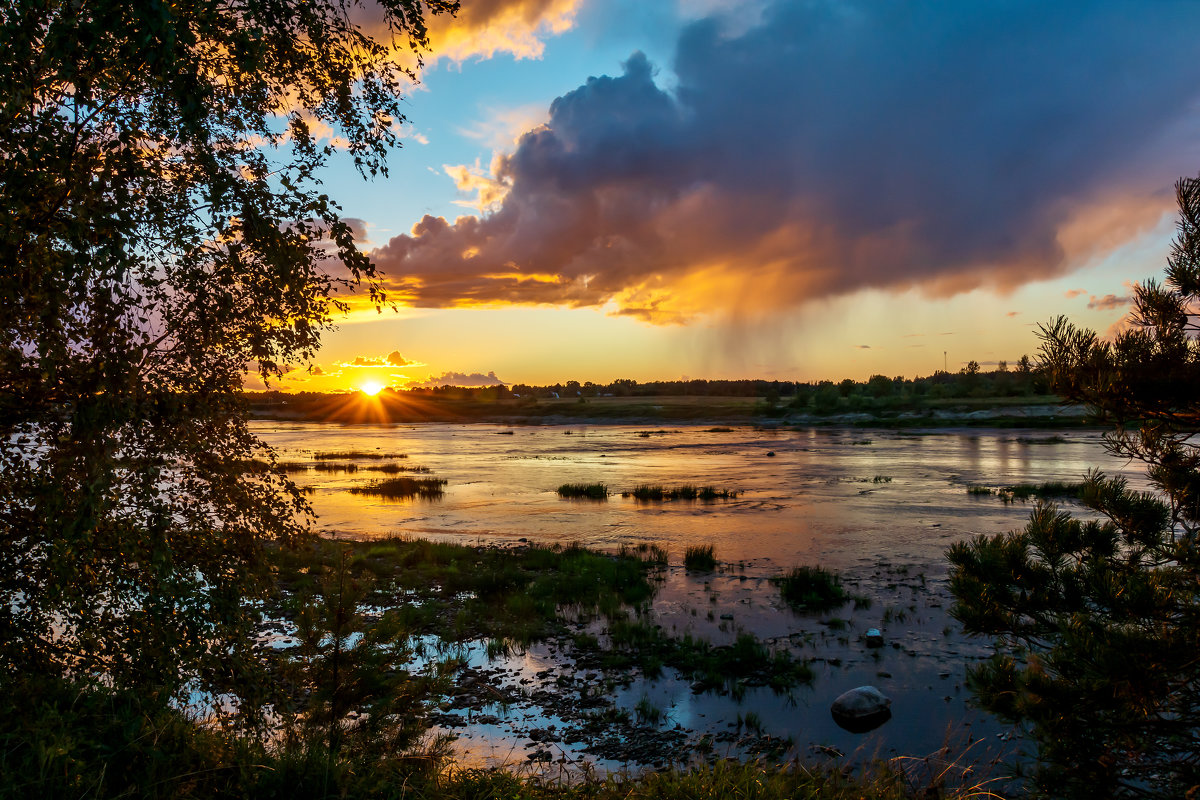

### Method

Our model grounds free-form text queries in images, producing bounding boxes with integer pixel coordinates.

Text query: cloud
[371,1,1200,322]
[1087,293,1133,311]
[342,350,416,367]
[408,370,507,388]
[1064,288,1088,299]
[312,365,326,375]
[855,345,871,350]
[1006,311,1020,317]
[425,0,581,63]
[457,103,550,150]
[444,159,512,211]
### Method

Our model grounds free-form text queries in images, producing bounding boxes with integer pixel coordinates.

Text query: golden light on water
[361,381,384,396]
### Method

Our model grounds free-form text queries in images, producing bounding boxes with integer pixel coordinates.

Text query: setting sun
[360,381,384,396]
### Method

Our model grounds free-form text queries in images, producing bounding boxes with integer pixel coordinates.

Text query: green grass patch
[683,544,717,571]
[623,484,739,501]
[347,477,447,499]
[557,483,609,499]
[313,450,407,460]
[775,565,848,611]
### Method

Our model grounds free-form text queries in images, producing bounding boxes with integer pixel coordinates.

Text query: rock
[831,685,892,733]
[865,628,884,647]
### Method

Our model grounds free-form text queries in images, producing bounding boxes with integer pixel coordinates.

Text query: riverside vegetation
[2,536,993,799]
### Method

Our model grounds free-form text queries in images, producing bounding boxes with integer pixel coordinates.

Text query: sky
[268,0,1200,393]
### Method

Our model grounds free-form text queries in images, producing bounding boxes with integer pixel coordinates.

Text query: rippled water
[253,421,1136,773]
[256,421,1131,566]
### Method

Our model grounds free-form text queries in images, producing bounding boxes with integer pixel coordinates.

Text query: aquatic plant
[776,565,848,611]
[313,450,407,460]
[347,477,447,499]
[683,544,718,571]
[998,481,1083,501]
[624,484,739,501]
[557,483,609,499]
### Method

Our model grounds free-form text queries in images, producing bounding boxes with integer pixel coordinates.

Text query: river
[253,420,1135,776]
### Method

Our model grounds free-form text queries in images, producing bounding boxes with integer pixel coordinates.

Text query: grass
[313,450,407,460]
[968,481,1084,501]
[683,544,717,571]
[618,542,669,565]
[623,484,739,501]
[775,565,849,611]
[557,483,609,499]
[271,536,661,646]
[0,679,997,800]
[347,477,447,499]
[1001,481,1083,501]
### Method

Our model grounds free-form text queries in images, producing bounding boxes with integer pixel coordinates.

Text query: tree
[0,0,456,715]
[948,174,1200,798]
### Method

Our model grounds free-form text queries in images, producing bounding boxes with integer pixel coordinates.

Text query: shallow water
[253,421,1136,775]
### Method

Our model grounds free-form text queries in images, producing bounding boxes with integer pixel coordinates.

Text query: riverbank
[247,391,1094,429]
[2,535,1016,799]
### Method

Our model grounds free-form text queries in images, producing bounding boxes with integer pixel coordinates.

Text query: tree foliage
[949,174,1200,798]
[0,0,455,712]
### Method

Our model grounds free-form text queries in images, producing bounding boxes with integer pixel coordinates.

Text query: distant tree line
[251,357,1048,407]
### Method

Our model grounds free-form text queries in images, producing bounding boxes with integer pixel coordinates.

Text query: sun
[360,381,384,396]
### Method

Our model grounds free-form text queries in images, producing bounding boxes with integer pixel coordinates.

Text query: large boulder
[831,685,892,733]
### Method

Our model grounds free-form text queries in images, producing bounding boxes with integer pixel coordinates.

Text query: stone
[831,685,892,733]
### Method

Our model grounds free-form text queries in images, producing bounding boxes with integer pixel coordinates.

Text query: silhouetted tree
[0,0,455,719]
[949,174,1200,798]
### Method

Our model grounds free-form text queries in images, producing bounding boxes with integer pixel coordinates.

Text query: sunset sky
[268,0,1200,393]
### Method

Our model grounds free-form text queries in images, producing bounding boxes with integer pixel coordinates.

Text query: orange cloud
[1087,293,1132,311]
[407,370,507,388]
[426,0,580,63]
[341,350,418,367]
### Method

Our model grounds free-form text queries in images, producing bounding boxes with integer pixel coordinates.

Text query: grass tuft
[623,484,739,501]
[557,483,609,499]
[683,544,718,571]
[776,565,849,611]
[347,477,447,499]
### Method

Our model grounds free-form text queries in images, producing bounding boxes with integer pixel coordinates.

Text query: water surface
[254,421,1133,774]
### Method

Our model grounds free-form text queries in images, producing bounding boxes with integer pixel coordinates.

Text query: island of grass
[683,544,718,571]
[775,565,848,611]
[348,476,447,499]
[313,450,407,460]
[966,481,1083,501]
[623,484,739,501]
[557,482,609,499]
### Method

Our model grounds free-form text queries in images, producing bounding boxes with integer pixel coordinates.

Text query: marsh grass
[967,481,1082,501]
[999,481,1083,501]
[776,565,849,611]
[372,463,431,474]
[272,536,660,647]
[557,483,609,499]
[312,461,359,473]
[619,542,669,565]
[313,450,407,460]
[683,544,717,571]
[624,484,739,501]
[348,477,447,499]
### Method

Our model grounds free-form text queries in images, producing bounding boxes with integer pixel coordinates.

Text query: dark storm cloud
[372,0,1200,321]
